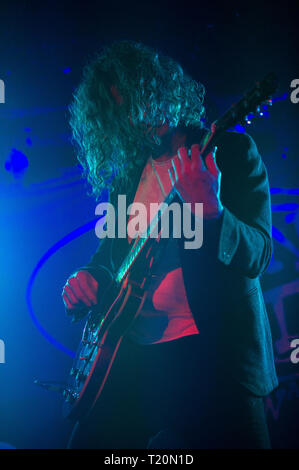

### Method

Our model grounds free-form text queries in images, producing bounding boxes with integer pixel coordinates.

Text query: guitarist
[63,40,278,448]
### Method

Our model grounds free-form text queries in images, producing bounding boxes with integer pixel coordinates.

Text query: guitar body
[64,277,148,421]
[63,236,161,422]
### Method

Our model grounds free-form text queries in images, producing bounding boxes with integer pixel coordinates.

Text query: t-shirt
[128,154,199,345]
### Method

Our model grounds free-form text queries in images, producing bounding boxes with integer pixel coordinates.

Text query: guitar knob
[63,390,77,404]
[70,367,79,377]
[256,105,264,117]
[79,356,89,361]
[76,371,88,383]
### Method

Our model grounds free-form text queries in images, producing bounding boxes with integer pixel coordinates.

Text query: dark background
[0,0,298,448]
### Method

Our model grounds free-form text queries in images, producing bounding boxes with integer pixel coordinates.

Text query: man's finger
[177,146,190,173]
[76,272,98,304]
[63,283,82,306]
[62,292,73,310]
[77,271,98,294]
[205,146,219,178]
[171,156,181,183]
[68,277,93,306]
[191,144,205,171]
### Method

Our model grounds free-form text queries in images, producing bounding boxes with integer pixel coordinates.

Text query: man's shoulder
[181,125,259,168]
[216,130,261,175]
[217,130,256,153]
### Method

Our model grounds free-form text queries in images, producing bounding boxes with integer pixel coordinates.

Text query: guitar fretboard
[115,187,177,283]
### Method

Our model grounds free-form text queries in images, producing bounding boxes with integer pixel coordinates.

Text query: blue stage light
[4,148,29,178]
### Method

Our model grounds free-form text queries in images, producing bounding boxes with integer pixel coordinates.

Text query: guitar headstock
[215,73,278,131]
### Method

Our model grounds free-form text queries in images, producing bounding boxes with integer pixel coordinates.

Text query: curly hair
[69,40,205,200]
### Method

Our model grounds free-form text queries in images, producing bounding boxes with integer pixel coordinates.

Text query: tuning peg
[256,106,264,117]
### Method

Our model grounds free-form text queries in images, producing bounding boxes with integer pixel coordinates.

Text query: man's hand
[62,271,98,312]
[169,144,223,219]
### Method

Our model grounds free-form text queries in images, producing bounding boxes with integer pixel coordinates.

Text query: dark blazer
[81,128,278,397]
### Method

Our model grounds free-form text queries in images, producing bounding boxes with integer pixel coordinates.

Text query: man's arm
[62,237,113,313]
[171,130,272,280]
[79,237,114,286]
[216,132,273,279]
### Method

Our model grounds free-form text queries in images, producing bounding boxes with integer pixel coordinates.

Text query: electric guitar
[47,74,279,422]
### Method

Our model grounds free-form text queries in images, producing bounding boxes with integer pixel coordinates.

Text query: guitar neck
[115,187,177,283]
